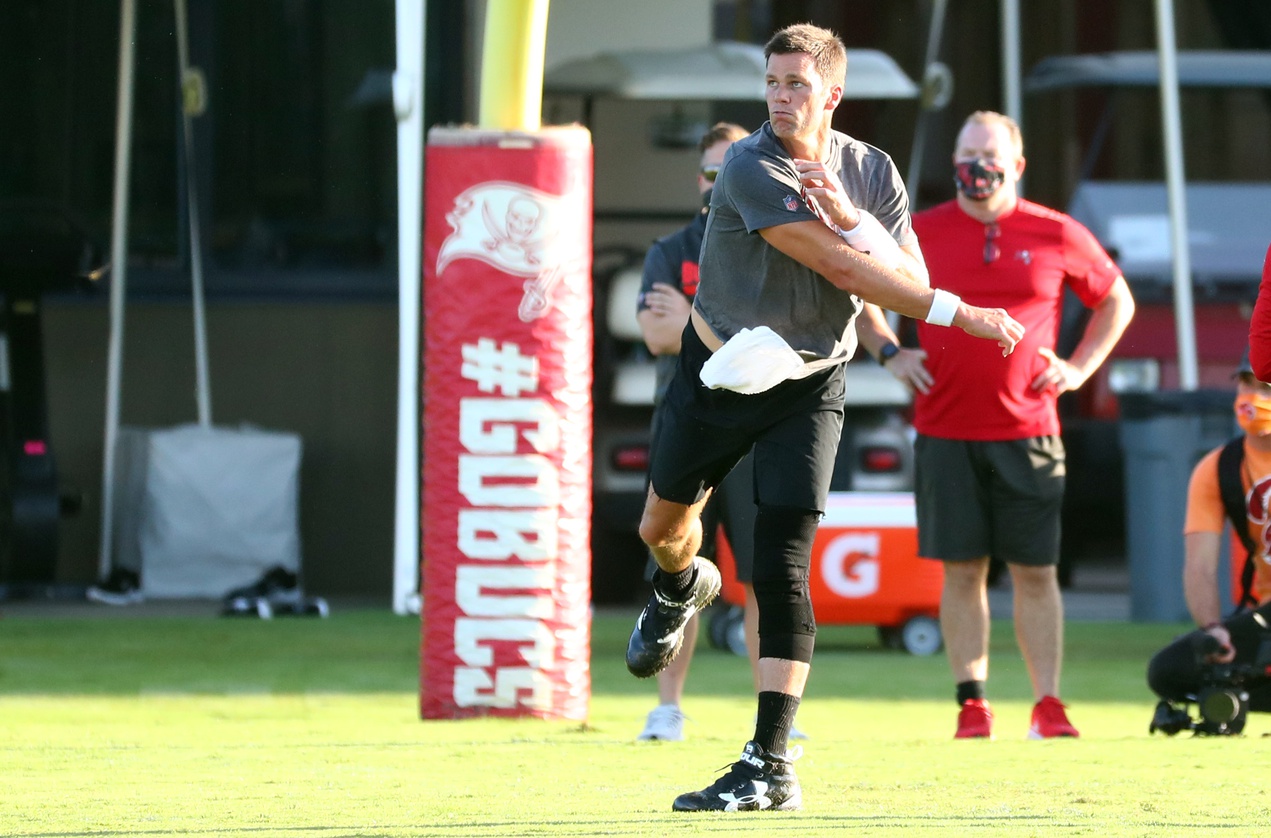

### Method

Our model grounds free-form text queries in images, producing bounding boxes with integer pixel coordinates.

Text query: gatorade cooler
[713,491,944,655]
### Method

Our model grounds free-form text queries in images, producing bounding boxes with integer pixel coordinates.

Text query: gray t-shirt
[694,123,916,363]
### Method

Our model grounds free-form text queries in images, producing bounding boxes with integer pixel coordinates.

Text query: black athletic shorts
[642,447,757,584]
[914,434,1066,566]
[648,323,845,515]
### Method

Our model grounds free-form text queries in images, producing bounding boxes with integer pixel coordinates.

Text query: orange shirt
[1185,437,1271,605]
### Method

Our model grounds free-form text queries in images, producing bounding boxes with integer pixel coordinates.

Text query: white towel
[699,326,813,395]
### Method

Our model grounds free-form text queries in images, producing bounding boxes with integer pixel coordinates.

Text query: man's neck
[956,191,1018,224]
[777,123,831,163]
[1246,432,1271,455]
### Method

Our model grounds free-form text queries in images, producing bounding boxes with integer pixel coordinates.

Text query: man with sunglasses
[910,110,1134,740]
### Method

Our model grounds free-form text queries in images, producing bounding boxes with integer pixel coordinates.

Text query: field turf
[2,605,1267,836]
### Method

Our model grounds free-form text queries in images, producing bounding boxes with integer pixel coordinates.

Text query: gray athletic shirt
[694,123,916,364]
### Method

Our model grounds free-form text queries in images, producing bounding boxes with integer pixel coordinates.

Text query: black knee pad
[751,504,820,662]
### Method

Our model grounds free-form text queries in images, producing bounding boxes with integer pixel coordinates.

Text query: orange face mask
[1235,392,1271,436]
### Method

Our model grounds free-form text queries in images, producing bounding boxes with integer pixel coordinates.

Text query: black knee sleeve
[751,504,820,662]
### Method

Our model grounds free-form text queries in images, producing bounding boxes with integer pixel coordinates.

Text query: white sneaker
[637,703,686,741]
[86,569,144,606]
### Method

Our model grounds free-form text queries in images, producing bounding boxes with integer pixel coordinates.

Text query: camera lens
[1199,689,1241,725]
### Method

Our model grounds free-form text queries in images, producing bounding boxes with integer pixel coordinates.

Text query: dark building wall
[44,300,399,597]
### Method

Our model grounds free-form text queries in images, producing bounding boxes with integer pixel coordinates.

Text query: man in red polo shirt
[911,110,1135,739]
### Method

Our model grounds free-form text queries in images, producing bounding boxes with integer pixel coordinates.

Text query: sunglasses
[983,223,1001,264]
[700,165,721,182]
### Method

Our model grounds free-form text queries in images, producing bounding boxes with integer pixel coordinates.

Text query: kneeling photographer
[1146,356,1271,735]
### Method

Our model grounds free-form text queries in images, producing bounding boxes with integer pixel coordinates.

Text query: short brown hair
[698,121,749,153]
[763,23,847,88]
[962,110,1024,157]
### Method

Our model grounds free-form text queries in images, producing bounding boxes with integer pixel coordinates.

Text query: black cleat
[625,557,721,679]
[672,741,803,812]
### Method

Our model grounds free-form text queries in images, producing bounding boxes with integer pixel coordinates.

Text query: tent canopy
[1024,50,1271,92]
[544,41,920,101]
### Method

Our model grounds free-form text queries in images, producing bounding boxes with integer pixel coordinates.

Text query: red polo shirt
[911,198,1120,440]
[1250,243,1271,382]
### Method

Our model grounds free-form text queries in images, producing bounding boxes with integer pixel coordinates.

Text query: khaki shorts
[914,434,1065,566]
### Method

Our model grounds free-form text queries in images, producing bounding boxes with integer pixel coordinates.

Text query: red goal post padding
[421,126,593,720]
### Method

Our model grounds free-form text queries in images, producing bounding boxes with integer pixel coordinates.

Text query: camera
[1149,632,1271,736]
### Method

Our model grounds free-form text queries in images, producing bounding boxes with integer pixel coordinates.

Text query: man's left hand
[1203,624,1237,665]
[1031,347,1085,394]
[884,347,933,395]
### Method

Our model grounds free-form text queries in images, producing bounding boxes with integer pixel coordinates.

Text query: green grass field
[2,606,1268,836]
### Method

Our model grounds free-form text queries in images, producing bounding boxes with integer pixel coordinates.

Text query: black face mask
[954,158,1006,200]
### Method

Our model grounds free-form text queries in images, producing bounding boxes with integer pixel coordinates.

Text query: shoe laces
[1030,697,1080,739]
[1035,696,1071,722]
[960,698,992,717]
[648,704,687,725]
[736,741,802,772]
[702,757,764,795]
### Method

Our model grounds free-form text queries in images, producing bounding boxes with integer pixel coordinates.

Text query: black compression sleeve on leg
[751,504,820,663]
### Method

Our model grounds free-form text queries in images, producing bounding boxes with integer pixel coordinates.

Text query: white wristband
[925,289,961,327]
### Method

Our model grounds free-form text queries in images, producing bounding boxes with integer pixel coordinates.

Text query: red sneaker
[954,698,994,739]
[1029,696,1080,739]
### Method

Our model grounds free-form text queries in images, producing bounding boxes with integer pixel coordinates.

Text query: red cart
[709,491,944,655]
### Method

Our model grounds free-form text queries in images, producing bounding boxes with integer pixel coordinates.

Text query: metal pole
[99,0,137,578]
[904,0,948,199]
[1155,0,1199,389]
[1000,0,1022,124]
[392,0,426,614]
[175,0,212,426]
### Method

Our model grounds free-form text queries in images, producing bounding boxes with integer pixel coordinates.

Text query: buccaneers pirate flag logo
[436,182,587,322]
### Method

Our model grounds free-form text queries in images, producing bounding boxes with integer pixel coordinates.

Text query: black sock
[956,680,986,705]
[754,691,800,756]
[654,564,696,600]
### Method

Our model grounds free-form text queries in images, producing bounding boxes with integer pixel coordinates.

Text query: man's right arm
[1182,454,1237,662]
[636,245,690,356]
[637,286,691,356]
[1183,531,1236,662]
[758,219,1024,354]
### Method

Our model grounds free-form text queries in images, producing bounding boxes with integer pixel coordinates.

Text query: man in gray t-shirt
[696,122,918,365]
[624,23,1025,814]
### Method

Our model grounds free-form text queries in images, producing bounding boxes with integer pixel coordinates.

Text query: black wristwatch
[878,342,901,365]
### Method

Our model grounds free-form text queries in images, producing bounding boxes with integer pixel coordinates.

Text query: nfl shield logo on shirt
[784,195,800,212]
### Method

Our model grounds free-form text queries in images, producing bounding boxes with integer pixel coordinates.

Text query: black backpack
[1217,436,1260,610]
